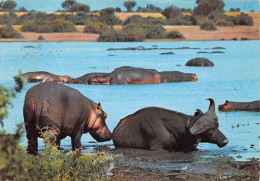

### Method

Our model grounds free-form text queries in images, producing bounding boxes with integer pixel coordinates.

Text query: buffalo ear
[189,117,213,135]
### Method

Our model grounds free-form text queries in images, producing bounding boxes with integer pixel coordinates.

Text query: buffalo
[113,98,228,151]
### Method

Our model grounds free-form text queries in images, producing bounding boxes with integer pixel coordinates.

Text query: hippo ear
[97,102,101,110]
[225,100,229,105]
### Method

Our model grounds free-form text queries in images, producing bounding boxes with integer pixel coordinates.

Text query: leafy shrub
[0,13,18,25]
[215,18,233,26]
[84,21,110,34]
[162,5,181,19]
[0,25,23,38]
[167,30,185,39]
[167,14,196,25]
[235,13,253,26]
[123,15,167,26]
[142,24,166,39]
[52,19,77,32]
[200,19,217,31]
[21,18,77,33]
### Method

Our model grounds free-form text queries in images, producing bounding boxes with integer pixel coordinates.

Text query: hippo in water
[218,100,260,112]
[113,98,228,151]
[185,58,214,67]
[79,66,197,85]
[23,82,112,154]
[22,71,76,84]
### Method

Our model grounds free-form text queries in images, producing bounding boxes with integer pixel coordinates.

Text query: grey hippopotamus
[23,82,112,154]
[77,66,197,85]
[22,71,77,84]
[113,98,228,151]
[218,100,260,112]
[185,58,214,67]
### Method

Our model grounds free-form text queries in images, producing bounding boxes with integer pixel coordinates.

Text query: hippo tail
[35,103,42,130]
[35,100,50,130]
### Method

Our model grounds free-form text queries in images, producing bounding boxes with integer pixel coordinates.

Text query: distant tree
[124,0,137,12]
[18,6,27,12]
[0,0,17,11]
[61,0,76,12]
[229,8,240,12]
[72,3,90,12]
[136,4,162,13]
[99,7,121,26]
[194,0,225,16]
[162,6,181,19]
[115,7,122,12]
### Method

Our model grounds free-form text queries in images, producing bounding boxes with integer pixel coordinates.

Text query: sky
[10,0,260,12]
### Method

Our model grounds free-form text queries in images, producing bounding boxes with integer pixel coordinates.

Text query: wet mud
[82,144,259,181]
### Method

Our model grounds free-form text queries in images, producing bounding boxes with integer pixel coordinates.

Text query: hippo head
[189,98,228,148]
[88,103,112,142]
[218,100,232,111]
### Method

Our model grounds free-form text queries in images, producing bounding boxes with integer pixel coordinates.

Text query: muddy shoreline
[86,144,259,180]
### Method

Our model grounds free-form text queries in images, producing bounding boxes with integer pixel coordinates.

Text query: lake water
[0,41,259,161]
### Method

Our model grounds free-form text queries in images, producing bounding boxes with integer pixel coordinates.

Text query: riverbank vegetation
[0,0,256,40]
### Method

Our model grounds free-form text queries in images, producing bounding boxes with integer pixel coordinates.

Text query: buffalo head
[189,98,228,148]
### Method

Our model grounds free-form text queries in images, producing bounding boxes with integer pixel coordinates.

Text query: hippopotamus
[218,100,260,112]
[22,71,76,84]
[76,73,109,84]
[78,66,197,85]
[113,98,228,151]
[86,66,161,85]
[23,82,112,154]
[159,71,197,83]
[185,58,214,67]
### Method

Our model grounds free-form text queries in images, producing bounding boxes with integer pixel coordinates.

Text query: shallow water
[0,41,259,161]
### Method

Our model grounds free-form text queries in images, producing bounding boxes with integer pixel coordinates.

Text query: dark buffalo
[22,71,76,84]
[185,58,214,67]
[23,82,112,154]
[218,100,260,112]
[113,98,228,151]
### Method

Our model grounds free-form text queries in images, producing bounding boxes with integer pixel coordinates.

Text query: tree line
[0,0,254,41]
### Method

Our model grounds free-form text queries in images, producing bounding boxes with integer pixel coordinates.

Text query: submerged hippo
[159,71,197,82]
[218,100,260,112]
[113,98,228,151]
[185,58,214,67]
[23,82,112,154]
[22,71,76,84]
[78,66,197,85]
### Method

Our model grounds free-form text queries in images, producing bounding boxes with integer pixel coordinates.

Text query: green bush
[123,15,167,26]
[235,13,253,26]
[167,30,185,39]
[0,13,18,25]
[0,25,23,38]
[21,18,77,33]
[167,14,196,25]
[215,18,233,26]
[200,19,217,31]
[162,5,181,19]
[84,21,110,34]
[52,19,77,32]
[141,24,166,39]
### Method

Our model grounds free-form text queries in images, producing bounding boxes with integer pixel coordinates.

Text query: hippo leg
[26,131,38,155]
[71,133,82,151]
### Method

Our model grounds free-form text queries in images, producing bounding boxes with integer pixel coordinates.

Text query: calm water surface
[0,41,259,161]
